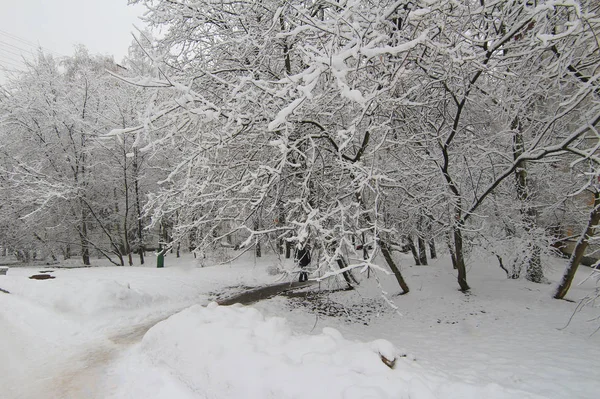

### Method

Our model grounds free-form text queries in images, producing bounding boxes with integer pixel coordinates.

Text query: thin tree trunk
[285,240,292,259]
[429,239,437,259]
[254,219,261,257]
[361,232,369,260]
[336,255,359,288]
[122,149,133,266]
[32,232,57,262]
[133,148,145,265]
[514,117,543,283]
[79,221,90,266]
[113,188,125,266]
[447,239,457,270]
[453,223,470,291]
[280,16,292,75]
[256,241,262,257]
[496,254,510,277]
[418,236,428,265]
[555,190,600,299]
[406,235,420,265]
[380,242,409,294]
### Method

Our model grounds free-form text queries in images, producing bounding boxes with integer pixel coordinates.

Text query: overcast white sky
[0,0,146,81]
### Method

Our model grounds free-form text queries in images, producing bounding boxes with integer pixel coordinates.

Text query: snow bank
[0,254,277,317]
[2,273,159,316]
[141,303,413,398]
[138,303,545,399]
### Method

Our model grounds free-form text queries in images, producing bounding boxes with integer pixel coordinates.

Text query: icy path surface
[0,289,192,399]
[0,254,277,399]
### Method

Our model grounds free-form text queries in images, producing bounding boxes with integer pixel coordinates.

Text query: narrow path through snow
[12,280,316,399]
[217,280,315,305]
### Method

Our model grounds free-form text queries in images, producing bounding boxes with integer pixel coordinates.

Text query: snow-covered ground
[0,251,598,398]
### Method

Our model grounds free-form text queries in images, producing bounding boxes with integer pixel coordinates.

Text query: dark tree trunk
[447,240,457,270]
[418,236,428,265]
[406,236,420,265]
[555,191,600,299]
[285,240,292,259]
[133,149,145,265]
[63,244,71,260]
[336,255,358,288]
[380,241,409,294]
[113,188,125,265]
[254,219,261,257]
[429,239,437,259]
[453,225,470,291]
[80,227,90,266]
[448,220,469,290]
[256,241,262,257]
[79,200,91,266]
[120,143,133,267]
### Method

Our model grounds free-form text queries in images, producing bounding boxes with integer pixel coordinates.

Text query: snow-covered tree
[126,0,600,294]
[0,47,159,265]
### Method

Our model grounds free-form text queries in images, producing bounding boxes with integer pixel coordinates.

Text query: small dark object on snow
[29,274,55,280]
[380,355,396,369]
[39,270,55,273]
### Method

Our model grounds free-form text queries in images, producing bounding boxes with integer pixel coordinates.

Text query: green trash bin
[157,248,167,268]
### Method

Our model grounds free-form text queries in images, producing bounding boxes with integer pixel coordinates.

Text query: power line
[0,54,26,67]
[0,29,64,58]
[0,61,24,73]
[0,57,25,69]
[0,46,29,61]
[0,29,40,48]
[0,67,24,74]
[0,40,36,56]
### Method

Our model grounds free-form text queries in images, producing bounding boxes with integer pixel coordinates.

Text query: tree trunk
[120,141,133,266]
[406,235,420,265]
[256,240,262,257]
[447,239,457,270]
[133,148,145,265]
[513,118,544,283]
[380,242,409,294]
[79,223,90,266]
[526,245,542,283]
[453,224,470,291]
[418,236,428,265]
[285,240,292,259]
[336,255,358,288]
[496,254,510,277]
[555,190,600,299]
[361,232,369,260]
[429,239,437,259]
[254,219,261,257]
[63,244,71,260]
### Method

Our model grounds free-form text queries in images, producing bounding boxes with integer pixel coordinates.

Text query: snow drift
[138,303,546,399]
[140,302,415,398]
